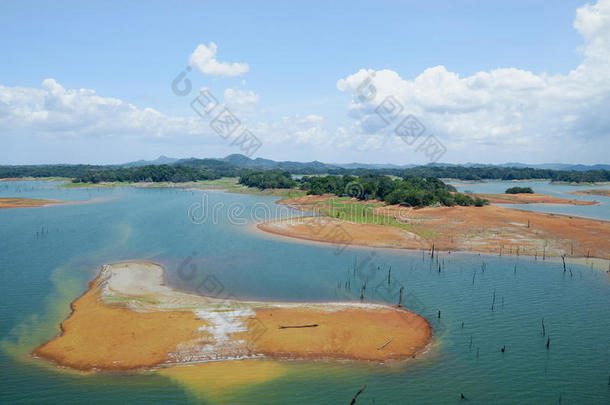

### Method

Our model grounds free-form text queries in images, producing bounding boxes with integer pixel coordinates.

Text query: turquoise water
[1,181,609,404]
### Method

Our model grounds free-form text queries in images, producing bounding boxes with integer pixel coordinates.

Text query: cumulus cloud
[189,42,249,77]
[335,0,610,157]
[0,78,332,162]
[0,79,226,145]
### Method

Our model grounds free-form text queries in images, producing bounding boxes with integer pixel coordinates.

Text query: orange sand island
[33,262,432,372]
[469,193,597,205]
[0,197,63,209]
[259,197,610,260]
[569,189,610,197]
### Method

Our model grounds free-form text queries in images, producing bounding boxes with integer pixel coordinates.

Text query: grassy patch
[305,198,411,229]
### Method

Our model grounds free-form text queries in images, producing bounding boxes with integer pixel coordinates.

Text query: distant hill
[2,154,608,183]
[121,154,609,172]
[220,154,339,173]
[122,155,179,167]
[484,162,610,171]
[334,162,417,169]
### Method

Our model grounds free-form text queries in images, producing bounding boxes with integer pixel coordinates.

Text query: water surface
[1,181,609,404]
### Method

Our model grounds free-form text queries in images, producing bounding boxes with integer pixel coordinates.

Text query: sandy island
[33,262,432,372]
[260,196,610,260]
[0,197,63,209]
[469,193,597,205]
[569,189,610,197]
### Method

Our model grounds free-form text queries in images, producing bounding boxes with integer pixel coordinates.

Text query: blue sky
[1,0,608,165]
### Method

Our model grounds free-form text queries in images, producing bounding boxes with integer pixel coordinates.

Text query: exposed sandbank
[33,262,432,372]
[259,198,610,260]
[0,197,63,209]
[568,189,610,197]
[470,193,597,205]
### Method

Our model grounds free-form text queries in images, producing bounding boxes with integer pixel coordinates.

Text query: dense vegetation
[72,165,223,183]
[340,166,610,183]
[1,156,608,184]
[505,186,534,194]
[238,171,297,189]
[239,171,488,208]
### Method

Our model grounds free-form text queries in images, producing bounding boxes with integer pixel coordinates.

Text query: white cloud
[335,0,610,158]
[223,88,260,114]
[0,79,212,141]
[189,42,249,77]
[0,79,332,163]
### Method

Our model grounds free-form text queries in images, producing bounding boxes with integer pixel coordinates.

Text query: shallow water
[1,181,609,404]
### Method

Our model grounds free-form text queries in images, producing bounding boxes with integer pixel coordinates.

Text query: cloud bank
[334,0,610,159]
[1,1,609,164]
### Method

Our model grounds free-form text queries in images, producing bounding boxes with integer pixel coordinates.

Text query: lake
[1,181,609,404]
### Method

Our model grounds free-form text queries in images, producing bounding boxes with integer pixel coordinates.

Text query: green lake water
[1,181,609,404]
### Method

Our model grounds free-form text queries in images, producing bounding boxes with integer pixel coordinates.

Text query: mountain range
[122,154,610,172]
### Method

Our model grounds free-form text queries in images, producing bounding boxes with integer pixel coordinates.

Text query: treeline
[73,165,222,183]
[328,166,610,183]
[505,187,534,194]
[0,164,107,179]
[239,171,488,207]
[238,171,297,189]
[1,161,608,184]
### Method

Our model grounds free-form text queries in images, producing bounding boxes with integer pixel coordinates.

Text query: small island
[258,194,609,260]
[33,262,432,372]
[0,197,63,209]
[569,189,610,197]
[464,193,597,205]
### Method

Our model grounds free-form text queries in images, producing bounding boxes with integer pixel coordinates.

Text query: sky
[1,0,609,165]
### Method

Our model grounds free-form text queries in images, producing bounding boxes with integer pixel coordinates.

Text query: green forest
[505,186,534,194]
[1,158,608,184]
[238,171,488,208]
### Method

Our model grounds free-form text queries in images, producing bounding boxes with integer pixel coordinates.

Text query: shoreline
[568,189,610,197]
[254,222,610,271]
[33,262,432,372]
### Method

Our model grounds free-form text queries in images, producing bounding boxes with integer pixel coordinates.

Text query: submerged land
[466,192,598,205]
[34,262,432,372]
[569,189,610,197]
[0,197,63,209]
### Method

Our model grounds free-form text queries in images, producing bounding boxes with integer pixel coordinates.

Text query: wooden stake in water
[398,286,403,307]
[349,385,366,405]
